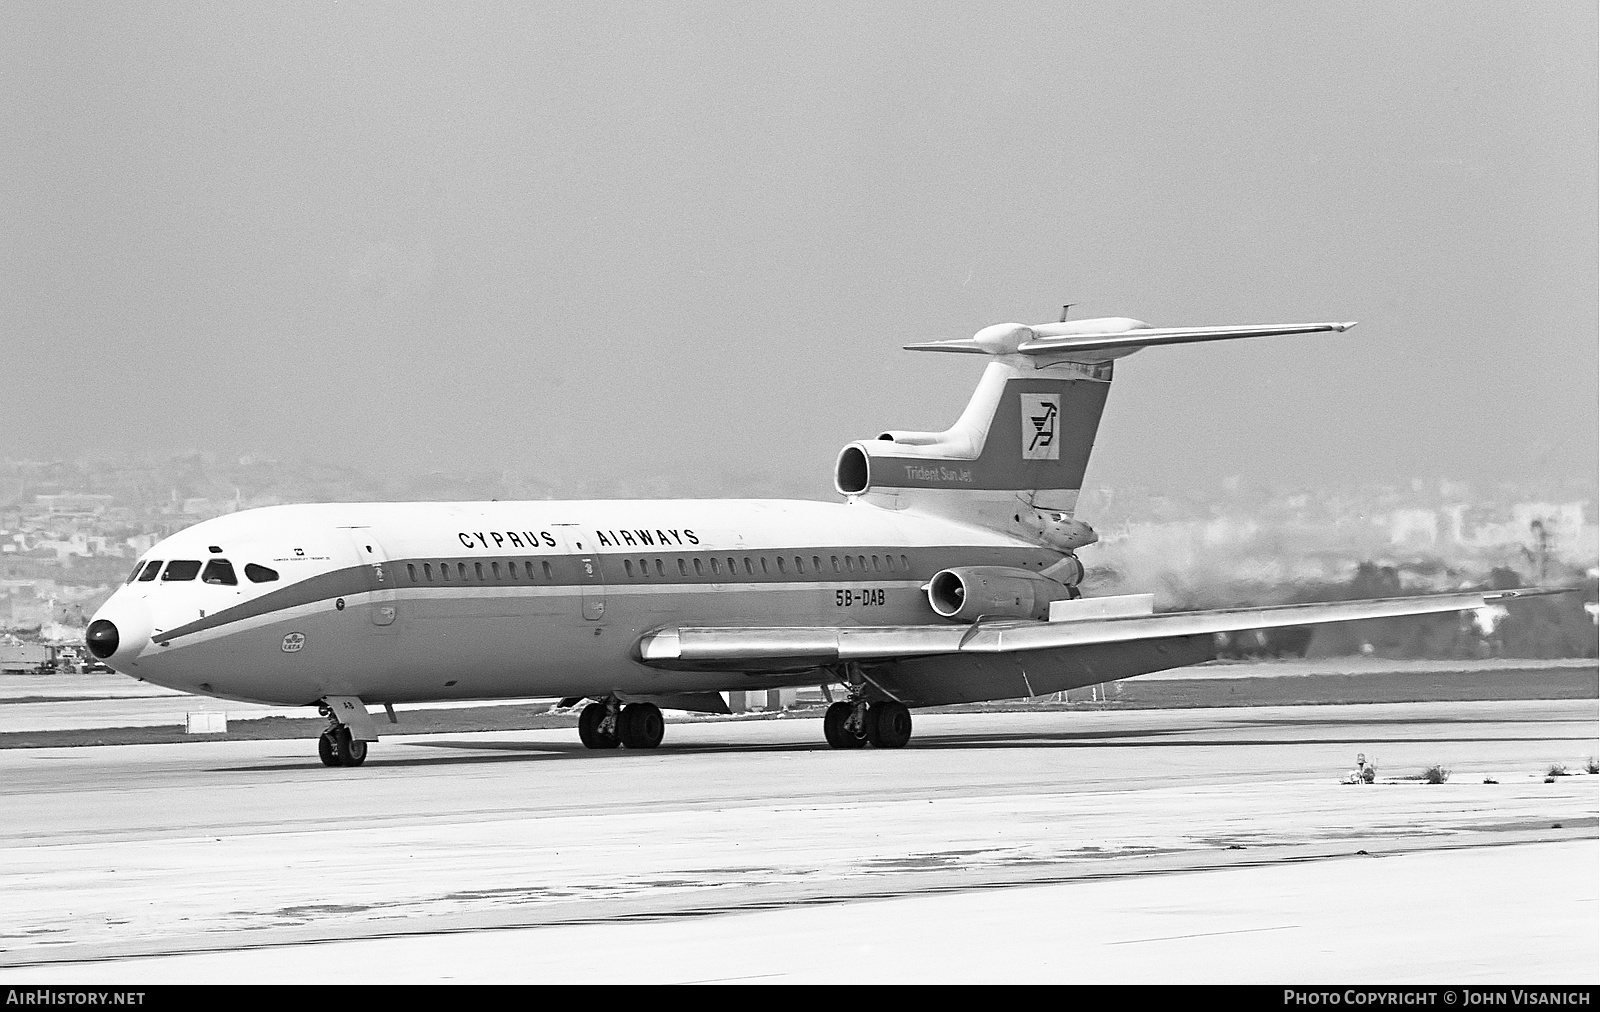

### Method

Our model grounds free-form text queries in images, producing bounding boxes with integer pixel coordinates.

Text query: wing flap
[635,589,1555,672]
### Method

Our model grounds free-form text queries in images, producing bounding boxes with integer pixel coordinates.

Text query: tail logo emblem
[1021,395,1060,460]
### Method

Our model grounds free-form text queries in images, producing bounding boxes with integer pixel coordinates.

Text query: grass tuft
[1420,764,1449,784]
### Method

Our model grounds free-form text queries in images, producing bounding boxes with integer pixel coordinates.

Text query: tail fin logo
[1021,394,1061,460]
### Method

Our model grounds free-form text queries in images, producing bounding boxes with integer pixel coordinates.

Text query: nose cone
[86,595,153,672]
[86,619,119,659]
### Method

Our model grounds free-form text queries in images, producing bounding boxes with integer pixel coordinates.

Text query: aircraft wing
[635,588,1557,673]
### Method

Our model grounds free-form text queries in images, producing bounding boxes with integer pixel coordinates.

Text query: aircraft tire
[337,727,368,767]
[578,702,619,750]
[317,731,339,767]
[823,701,866,749]
[618,703,664,749]
[866,701,913,749]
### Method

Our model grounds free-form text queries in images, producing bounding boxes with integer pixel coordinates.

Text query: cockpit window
[201,559,238,585]
[162,560,202,582]
[244,563,279,583]
[136,561,162,582]
[126,562,143,584]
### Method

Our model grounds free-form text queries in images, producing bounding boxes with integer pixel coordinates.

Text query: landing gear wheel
[578,701,619,750]
[318,731,339,767]
[618,703,665,749]
[823,701,867,749]
[866,701,913,749]
[336,726,368,767]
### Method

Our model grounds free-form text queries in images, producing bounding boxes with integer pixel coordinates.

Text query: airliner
[85,313,1549,766]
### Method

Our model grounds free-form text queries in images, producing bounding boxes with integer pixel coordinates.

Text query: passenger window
[744,557,754,575]
[872,555,880,572]
[831,556,840,573]
[407,563,417,582]
[423,563,434,582]
[694,558,704,576]
[441,563,451,582]
[710,558,720,575]
[491,561,501,579]
[474,562,485,581]
[776,556,786,574]
[678,558,687,577]
[760,557,769,574]
[505,559,516,579]
[900,554,909,570]
[858,555,867,572]
[624,560,635,577]
[137,560,162,582]
[843,556,852,572]
[201,559,237,585]
[525,561,536,580]
[728,558,737,575]
[796,556,806,573]
[162,560,201,582]
[640,558,649,576]
[813,556,822,573]
[542,561,553,579]
[883,555,894,572]
[458,562,468,581]
[655,559,665,577]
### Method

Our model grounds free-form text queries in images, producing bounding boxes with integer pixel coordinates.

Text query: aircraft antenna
[1059,303,1077,322]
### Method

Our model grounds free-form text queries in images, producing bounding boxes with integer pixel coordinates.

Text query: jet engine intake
[926,566,1078,622]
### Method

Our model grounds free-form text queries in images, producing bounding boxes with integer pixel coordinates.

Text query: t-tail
[834,315,1355,540]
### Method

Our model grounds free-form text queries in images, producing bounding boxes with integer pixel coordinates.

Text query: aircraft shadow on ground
[217,724,1586,772]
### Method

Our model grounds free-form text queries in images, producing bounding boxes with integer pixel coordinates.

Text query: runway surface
[0,700,1594,983]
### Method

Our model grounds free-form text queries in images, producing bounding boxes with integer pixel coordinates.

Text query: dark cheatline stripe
[156,543,1054,643]
[157,566,373,643]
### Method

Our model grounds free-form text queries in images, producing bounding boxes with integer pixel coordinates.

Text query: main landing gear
[822,666,913,749]
[578,699,664,750]
[823,698,913,749]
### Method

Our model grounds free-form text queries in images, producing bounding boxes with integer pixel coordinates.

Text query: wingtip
[1333,321,1358,332]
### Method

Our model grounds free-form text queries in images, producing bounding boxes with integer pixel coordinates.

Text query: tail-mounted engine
[1014,506,1097,552]
[926,565,1081,622]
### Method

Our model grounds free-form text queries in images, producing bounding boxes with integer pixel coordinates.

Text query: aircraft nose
[86,596,152,671]
[86,619,119,659]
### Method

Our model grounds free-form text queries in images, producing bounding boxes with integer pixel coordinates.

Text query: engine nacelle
[926,565,1079,622]
[1016,507,1098,552]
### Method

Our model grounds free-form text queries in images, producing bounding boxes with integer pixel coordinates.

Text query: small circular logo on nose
[281,632,306,653]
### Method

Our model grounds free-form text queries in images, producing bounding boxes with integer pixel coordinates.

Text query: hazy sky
[4,3,1595,500]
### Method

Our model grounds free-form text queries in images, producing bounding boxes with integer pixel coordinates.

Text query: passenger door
[552,525,605,621]
[340,527,400,634]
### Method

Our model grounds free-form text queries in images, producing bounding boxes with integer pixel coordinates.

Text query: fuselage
[90,498,1060,706]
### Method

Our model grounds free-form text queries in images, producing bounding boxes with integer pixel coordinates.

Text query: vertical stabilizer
[836,316,1353,536]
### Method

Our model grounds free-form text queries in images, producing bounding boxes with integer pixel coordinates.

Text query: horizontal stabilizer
[906,320,1355,361]
[635,588,1563,673]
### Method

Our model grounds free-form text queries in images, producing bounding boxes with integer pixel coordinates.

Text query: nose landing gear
[316,696,378,767]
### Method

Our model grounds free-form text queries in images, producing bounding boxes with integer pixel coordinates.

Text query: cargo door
[553,525,606,621]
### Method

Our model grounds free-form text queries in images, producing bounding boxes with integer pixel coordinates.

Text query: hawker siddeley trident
[86,313,1550,766]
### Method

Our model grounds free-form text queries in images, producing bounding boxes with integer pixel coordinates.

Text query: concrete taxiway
[0,697,1594,983]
